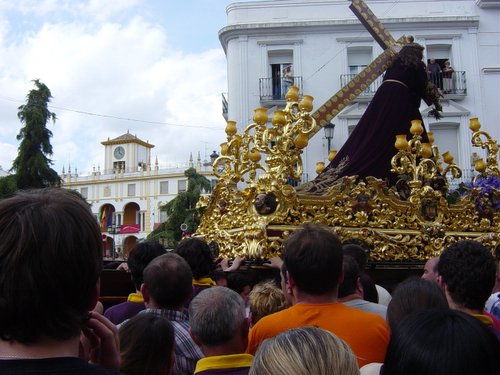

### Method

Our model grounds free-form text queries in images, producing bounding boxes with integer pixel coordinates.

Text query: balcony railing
[340,71,467,98]
[427,71,467,95]
[259,76,303,101]
[222,92,228,120]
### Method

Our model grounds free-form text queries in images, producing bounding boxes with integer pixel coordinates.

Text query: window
[270,63,293,99]
[80,187,88,199]
[127,184,136,197]
[429,123,459,164]
[113,161,125,173]
[178,180,187,192]
[347,47,372,73]
[268,50,293,100]
[160,209,168,223]
[160,181,169,194]
[347,47,374,93]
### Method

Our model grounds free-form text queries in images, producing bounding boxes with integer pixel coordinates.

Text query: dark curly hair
[174,237,214,279]
[398,43,425,70]
[438,240,496,311]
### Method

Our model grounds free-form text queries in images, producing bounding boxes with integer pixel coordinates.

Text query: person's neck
[293,291,338,305]
[338,293,363,303]
[146,301,184,312]
[0,336,80,360]
[201,338,247,358]
[447,299,482,315]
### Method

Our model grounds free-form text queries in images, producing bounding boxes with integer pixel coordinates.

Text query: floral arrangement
[447,175,500,217]
[425,81,443,120]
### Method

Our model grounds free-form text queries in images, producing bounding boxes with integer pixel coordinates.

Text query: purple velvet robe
[317,59,429,187]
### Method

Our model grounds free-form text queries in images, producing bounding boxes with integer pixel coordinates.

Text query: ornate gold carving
[196,1,499,261]
[196,88,499,261]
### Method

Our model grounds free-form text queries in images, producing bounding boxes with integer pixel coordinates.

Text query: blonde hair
[249,326,360,375]
[248,280,289,325]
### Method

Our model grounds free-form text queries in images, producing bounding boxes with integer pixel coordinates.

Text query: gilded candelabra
[391,120,439,192]
[212,86,316,196]
[468,117,500,178]
[391,121,463,197]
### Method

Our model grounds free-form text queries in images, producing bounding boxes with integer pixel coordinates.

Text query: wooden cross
[309,0,407,137]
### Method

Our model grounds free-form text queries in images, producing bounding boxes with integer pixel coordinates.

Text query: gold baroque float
[196,91,499,261]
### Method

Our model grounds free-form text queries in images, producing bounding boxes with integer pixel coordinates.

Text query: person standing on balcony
[442,60,454,94]
[282,65,293,95]
[427,58,442,90]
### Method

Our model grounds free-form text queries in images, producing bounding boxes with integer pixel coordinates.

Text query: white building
[219,0,500,182]
[62,132,216,258]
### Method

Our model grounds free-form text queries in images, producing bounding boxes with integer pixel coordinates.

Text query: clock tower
[101,131,154,173]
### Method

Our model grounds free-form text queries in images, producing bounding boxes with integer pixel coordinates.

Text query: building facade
[219,0,500,182]
[62,132,216,258]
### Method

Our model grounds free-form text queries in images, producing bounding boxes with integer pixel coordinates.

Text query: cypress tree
[11,79,61,189]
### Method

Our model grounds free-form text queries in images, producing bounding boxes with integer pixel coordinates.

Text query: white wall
[220,0,500,180]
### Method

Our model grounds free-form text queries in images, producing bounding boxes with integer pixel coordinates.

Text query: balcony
[259,76,303,105]
[340,71,467,101]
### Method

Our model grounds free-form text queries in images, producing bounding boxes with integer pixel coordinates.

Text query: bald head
[422,257,439,283]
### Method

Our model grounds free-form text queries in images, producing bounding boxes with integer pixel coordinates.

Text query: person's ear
[356,277,364,295]
[189,328,202,347]
[140,283,150,304]
[287,272,295,293]
[88,278,100,311]
[338,269,345,287]
[436,275,444,290]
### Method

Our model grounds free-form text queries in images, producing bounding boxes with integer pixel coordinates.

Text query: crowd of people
[0,188,498,375]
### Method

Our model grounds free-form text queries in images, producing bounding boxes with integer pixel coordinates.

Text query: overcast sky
[0,0,240,175]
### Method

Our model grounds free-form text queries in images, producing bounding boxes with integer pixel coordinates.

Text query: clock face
[114,146,125,159]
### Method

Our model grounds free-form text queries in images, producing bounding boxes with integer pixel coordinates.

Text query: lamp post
[210,150,219,164]
[107,224,117,259]
[324,123,335,153]
[203,150,220,168]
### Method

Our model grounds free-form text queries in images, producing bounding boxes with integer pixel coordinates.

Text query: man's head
[141,253,193,310]
[342,243,369,270]
[189,286,248,352]
[127,241,166,290]
[338,255,362,298]
[0,188,102,343]
[174,237,214,280]
[282,223,343,296]
[422,256,439,283]
[438,240,496,312]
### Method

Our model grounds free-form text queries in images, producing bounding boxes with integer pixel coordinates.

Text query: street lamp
[203,151,220,168]
[210,151,219,164]
[324,123,335,152]
[107,223,118,259]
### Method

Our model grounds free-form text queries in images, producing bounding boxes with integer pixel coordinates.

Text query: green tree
[0,175,17,199]
[148,167,211,247]
[11,79,60,189]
